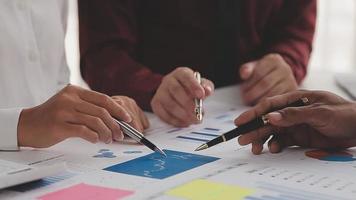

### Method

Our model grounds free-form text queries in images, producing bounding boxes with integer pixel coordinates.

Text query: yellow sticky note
[166,179,255,200]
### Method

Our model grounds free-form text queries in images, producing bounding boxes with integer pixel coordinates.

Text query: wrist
[17,108,35,147]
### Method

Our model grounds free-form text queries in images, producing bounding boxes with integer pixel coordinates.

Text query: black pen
[195,97,309,151]
[114,119,166,157]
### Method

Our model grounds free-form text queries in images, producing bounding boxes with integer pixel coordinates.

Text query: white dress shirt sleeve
[0,108,22,151]
[57,62,70,91]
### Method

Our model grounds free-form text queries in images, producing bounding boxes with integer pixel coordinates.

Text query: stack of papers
[0,159,66,190]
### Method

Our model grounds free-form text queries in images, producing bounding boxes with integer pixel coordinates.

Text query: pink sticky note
[38,183,134,200]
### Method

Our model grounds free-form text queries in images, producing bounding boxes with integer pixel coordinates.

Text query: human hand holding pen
[151,67,214,127]
[235,90,356,155]
[17,85,142,148]
[111,96,149,139]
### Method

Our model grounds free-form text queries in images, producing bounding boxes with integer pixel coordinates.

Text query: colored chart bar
[9,172,76,192]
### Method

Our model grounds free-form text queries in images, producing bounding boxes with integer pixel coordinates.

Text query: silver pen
[113,118,166,157]
[194,72,203,122]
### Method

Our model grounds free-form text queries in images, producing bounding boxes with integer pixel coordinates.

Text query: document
[1,85,355,200]
[0,159,66,190]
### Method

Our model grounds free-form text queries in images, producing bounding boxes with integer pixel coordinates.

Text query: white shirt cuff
[0,108,22,151]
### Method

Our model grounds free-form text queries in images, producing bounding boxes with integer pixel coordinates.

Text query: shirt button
[28,51,38,62]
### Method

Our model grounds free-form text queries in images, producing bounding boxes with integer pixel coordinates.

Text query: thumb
[266,107,315,127]
[240,61,257,80]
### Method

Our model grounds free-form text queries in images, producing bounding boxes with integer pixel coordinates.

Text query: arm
[78,0,162,110]
[0,109,22,151]
[235,90,356,155]
[238,0,316,105]
[263,0,317,83]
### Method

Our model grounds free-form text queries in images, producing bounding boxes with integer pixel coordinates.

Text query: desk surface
[302,70,348,98]
[1,71,355,200]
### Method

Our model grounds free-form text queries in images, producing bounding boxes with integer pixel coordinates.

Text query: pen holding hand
[236,90,356,155]
[195,96,309,151]
[151,67,214,127]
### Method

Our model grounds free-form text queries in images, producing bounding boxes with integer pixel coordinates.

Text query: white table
[1,70,354,200]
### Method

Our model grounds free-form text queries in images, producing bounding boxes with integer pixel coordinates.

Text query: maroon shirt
[79,0,316,110]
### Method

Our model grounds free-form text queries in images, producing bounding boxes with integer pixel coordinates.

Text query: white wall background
[309,0,356,72]
[65,0,356,87]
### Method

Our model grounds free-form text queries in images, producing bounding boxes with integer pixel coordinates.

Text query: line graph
[103,150,219,179]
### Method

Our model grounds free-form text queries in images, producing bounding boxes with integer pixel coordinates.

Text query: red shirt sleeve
[260,0,316,84]
[79,0,162,110]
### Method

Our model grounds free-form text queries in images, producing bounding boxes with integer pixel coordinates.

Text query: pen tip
[195,144,208,151]
[156,147,167,157]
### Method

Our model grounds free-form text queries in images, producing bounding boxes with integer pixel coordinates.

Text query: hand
[17,85,136,148]
[112,96,149,135]
[151,67,214,127]
[239,54,298,105]
[235,90,356,155]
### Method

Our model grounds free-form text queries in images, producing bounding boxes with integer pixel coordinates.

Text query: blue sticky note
[103,149,219,179]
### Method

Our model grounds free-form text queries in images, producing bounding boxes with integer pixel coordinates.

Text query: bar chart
[176,128,221,143]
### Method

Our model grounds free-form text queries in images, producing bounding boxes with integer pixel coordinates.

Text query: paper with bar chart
[1,88,356,200]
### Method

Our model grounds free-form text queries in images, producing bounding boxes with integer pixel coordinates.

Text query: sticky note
[38,183,134,200]
[104,149,219,179]
[166,179,254,200]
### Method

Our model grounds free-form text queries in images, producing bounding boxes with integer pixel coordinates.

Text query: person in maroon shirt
[79,0,316,127]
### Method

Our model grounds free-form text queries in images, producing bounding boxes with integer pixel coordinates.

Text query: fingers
[238,126,274,145]
[266,106,317,127]
[113,96,150,132]
[251,136,270,155]
[130,104,150,131]
[241,69,284,105]
[239,61,257,80]
[172,67,205,98]
[151,93,196,126]
[201,78,215,97]
[268,135,285,153]
[262,78,291,98]
[65,124,99,144]
[163,91,197,123]
[138,109,150,129]
[74,100,124,141]
[69,113,113,143]
[78,89,132,122]
[238,134,270,155]
[127,111,145,133]
[251,142,264,155]
[152,67,215,127]
[235,90,313,126]
[240,57,276,91]
[166,77,195,112]
[240,54,299,106]
[152,101,189,127]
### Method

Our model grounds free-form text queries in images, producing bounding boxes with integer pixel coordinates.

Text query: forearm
[263,0,317,84]
[79,0,163,110]
[81,48,163,110]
